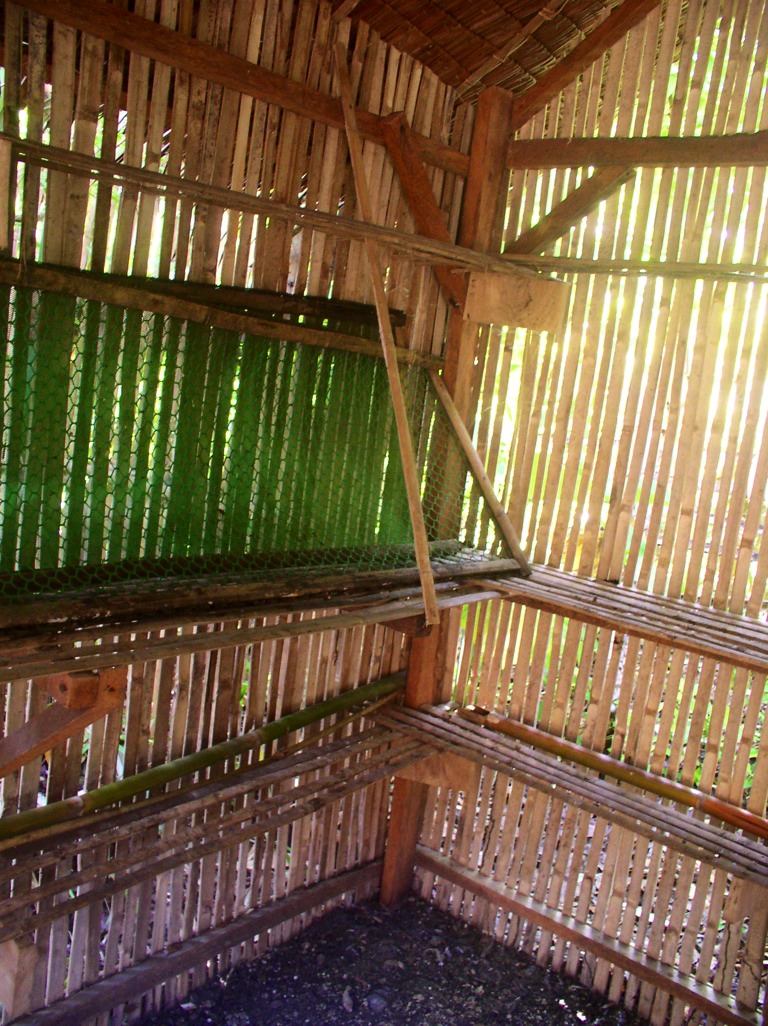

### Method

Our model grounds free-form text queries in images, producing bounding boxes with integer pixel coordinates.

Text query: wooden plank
[413,853,760,1026]
[0,670,125,779]
[334,45,439,626]
[0,138,12,252]
[463,270,569,332]
[506,131,768,170]
[397,751,480,791]
[380,112,468,310]
[506,167,635,254]
[15,0,469,178]
[8,863,382,1026]
[510,0,664,132]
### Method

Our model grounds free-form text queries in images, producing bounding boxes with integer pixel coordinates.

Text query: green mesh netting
[0,285,510,599]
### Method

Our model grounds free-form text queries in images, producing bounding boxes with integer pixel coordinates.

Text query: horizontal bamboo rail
[380,706,768,885]
[458,705,768,842]
[0,730,429,942]
[0,259,440,368]
[0,577,513,681]
[481,566,768,674]
[0,675,406,843]
[12,137,766,283]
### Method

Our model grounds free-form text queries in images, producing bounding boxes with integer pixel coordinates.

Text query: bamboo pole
[0,674,405,843]
[457,706,768,842]
[333,45,439,626]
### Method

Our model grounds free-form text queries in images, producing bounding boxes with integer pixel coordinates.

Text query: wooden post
[380,625,445,906]
[444,86,516,426]
[0,937,43,1018]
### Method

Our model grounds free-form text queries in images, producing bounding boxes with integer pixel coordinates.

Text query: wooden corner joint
[36,666,127,710]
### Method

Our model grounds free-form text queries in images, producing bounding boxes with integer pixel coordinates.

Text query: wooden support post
[444,86,516,425]
[0,937,42,1018]
[0,669,126,779]
[334,45,439,626]
[380,626,445,906]
[0,138,12,253]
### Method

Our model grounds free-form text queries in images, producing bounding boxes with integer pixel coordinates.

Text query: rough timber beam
[510,0,663,133]
[507,132,768,170]
[16,0,469,178]
[381,113,468,311]
[507,167,635,254]
[444,86,515,425]
[0,669,125,779]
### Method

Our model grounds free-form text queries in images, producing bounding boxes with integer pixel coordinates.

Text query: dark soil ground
[137,897,643,1026]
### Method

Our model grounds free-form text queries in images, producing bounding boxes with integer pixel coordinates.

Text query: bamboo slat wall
[422,2,768,1024]
[1,0,767,1023]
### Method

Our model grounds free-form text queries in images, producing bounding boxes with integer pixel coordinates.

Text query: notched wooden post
[0,667,127,779]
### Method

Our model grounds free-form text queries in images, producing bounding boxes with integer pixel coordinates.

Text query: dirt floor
[137,897,642,1026]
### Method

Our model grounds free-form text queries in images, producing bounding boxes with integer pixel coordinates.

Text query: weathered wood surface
[382,705,768,885]
[507,131,768,169]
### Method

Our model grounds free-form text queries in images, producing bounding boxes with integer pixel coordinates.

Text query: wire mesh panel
[0,285,510,600]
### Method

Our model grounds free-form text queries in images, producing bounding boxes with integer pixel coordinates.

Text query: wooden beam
[397,751,480,791]
[8,863,382,1026]
[415,849,761,1026]
[0,258,440,369]
[16,0,469,178]
[5,134,528,280]
[507,131,768,169]
[444,86,516,425]
[506,167,635,254]
[334,45,439,626]
[380,627,445,906]
[0,669,125,779]
[37,671,100,709]
[463,270,569,332]
[381,112,468,310]
[510,0,664,133]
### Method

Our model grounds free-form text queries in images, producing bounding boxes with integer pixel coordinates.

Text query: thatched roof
[333,0,620,97]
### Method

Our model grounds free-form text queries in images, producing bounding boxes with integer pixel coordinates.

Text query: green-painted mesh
[0,285,510,600]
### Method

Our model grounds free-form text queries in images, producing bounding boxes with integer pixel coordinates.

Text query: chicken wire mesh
[0,285,511,600]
